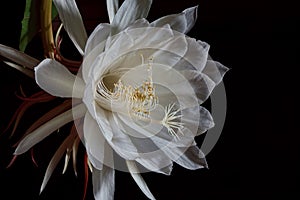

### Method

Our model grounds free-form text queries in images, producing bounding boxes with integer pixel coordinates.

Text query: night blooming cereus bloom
[10,0,228,199]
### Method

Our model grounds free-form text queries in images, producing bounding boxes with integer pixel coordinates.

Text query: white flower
[13,0,228,199]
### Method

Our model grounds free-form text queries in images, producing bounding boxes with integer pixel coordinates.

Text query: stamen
[96,55,184,139]
[96,55,158,119]
[161,103,184,139]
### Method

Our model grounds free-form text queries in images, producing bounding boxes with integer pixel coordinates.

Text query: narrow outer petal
[202,60,229,84]
[83,112,105,170]
[111,0,152,34]
[3,61,34,78]
[172,145,208,169]
[14,104,86,155]
[35,58,85,98]
[84,23,111,56]
[92,166,115,200]
[53,0,87,55]
[0,44,39,69]
[106,0,119,23]
[40,132,77,193]
[126,160,156,200]
[151,6,198,34]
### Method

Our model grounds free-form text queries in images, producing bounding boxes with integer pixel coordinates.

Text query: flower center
[110,79,158,119]
[95,55,184,138]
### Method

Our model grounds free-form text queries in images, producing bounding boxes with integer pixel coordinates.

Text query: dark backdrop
[0,0,299,199]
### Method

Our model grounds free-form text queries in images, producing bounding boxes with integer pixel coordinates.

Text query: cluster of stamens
[111,79,158,119]
[96,55,184,138]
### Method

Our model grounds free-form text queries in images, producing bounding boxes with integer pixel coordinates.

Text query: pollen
[97,56,158,119]
[96,55,184,139]
[112,79,158,118]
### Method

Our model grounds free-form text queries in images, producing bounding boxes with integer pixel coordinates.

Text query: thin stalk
[40,0,55,58]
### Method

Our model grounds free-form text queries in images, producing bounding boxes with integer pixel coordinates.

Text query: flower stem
[40,0,55,58]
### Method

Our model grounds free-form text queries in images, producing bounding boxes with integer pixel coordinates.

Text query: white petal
[94,106,114,140]
[179,61,228,104]
[136,153,173,175]
[14,104,86,155]
[3,61,34,78]
[123,25,175,50]
[84,89,135,161]
[198,106,215,134]
[40,132,76,193]
[170,145,208,170]
[53,0,87,55]
[150,64,199,109]
[85,23,111,56]
[174,38,209,73]
[82,44,106,83]
[115,115,174,174]
[117,113,192,149]
[83,112,106,170]
[150,35,188,67]
[180,69,217,104]
[106,33,188,81]
[202,60,229,84]
[111,0,152,34]
[109,113,139,160]
[151,6,198,33]
[90,26,182,81]
[126,160,156,200]
[0,44,39,69]
[106,0,119,23]
[183,6,198,33]
[92,166,115,200]
[82,23,112,83]
[35,58,85,98]
[180,105,214,136]
[126,18,150,29]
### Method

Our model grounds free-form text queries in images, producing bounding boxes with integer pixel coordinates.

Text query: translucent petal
[126,160,156,200]
[14,104,86,155]
[94,106,114,140]
[169,145,208,170]
[35,59,85,98]
[106,0,119,23]
[113,114,173,174]
[53,0,87,55]
[111,0,152,34]
[126,18,150,29]
[136,153,173,175]
[83,88,138,160]
[116,113,194,149]
[180,69,218,104]
[85,23,111,56]
[202,60,229,84]
[92,166,115,200]
[105,35,187,77]
[3,61,34,78]
[180,105,214,136]
[108,113,139,160]
[174,38,209,73]
[40,133,76,193]
[151,6,198,33]
[83,112,105,170]
[198,106,215,135]
[180,60,229,104]
[87,26,187,83]
[82,45,106,83]
[0,44,39,69]
[150,64,199,109]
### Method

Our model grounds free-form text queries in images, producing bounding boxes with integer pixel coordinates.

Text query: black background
[0,0,299,199]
